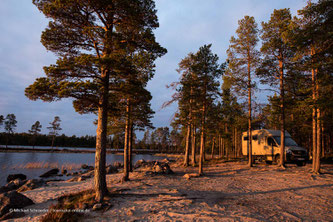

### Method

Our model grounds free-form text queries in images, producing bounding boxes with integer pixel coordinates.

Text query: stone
[0,179,26,194]
[113,161,123,168]
[39,168,59,178]
[92,203,102,211]
[17,179,46,192]
[81,164,94,170]
[106,165,118,174]
[0,191,34,218]
[7,174,26,183]
[153,164,164,173]
[183,173,199,180]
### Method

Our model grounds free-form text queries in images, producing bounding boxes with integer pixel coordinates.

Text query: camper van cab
[242,129,308,166]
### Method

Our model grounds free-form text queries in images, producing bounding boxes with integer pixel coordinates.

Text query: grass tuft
[41,189,95,222]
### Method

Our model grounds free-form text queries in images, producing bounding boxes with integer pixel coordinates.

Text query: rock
[134,159,147,169]
[153,164,164,173]
[0,179,26,194]
[113,161,123,168]
[39,168,59,178]
[7,174,27,183]
[106,165,118,174]
[81,164,94,170]
[92,203,102,211]
[17,179,46,192]
[0,191,34,218]
[151,162,174,175]
[61,169,67,174]
[183,173,199,180]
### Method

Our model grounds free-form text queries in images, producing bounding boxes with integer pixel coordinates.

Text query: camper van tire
[273,154,280,165]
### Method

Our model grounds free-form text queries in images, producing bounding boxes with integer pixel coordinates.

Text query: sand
[6,159,333,221]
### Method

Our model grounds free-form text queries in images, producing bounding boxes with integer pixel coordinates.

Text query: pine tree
[226,15,259,167]
[191,44,223,175]
[257,9,295,168]
[25,0,165,202]
[292,0,333,173]
[4,114,17,148]
[29,121,42,149]
[47,116,62,148]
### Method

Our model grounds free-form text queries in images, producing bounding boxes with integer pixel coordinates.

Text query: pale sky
[0,0,308,137]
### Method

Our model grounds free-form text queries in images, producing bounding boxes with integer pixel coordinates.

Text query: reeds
[11,162,82,170]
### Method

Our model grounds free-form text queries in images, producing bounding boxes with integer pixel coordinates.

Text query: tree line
[166,0,332,176]
[0,114,96,148]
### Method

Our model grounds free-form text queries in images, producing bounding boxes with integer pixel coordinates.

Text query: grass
[41,189,96,222]
[11,161,81,170]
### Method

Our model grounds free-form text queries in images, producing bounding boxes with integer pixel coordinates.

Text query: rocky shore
[1,158,333,221]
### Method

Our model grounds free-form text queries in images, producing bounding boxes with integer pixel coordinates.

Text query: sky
[0,0,308,137]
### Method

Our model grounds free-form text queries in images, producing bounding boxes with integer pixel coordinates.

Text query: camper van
[242,129,308,166]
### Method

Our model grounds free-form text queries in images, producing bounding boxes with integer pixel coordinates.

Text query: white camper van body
[242,129,308,165]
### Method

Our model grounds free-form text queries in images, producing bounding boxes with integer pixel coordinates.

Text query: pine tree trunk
[217,134,222,158]
[94,69,109,203]
[191,124,196,166]
[129,123,133,172]
[247,58,253,167]
[211,137,215,159]
[314,76,321,173]
[278,58,285,168]
[199,105,205,175]
[123,98,130,181]
[311,66,318,173]
[184,124,191,166]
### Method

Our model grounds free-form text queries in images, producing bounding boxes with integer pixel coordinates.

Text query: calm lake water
[0,152,165,186]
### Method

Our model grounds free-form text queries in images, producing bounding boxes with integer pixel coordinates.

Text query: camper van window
[252,135,258,140]
[273,136,298,146]
[268,137,276,146]
[244,136,249,141]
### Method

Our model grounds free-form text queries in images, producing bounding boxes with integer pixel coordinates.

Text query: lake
[0,152,166,186]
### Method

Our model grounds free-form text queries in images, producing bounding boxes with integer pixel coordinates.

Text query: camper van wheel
[273,155,280,164]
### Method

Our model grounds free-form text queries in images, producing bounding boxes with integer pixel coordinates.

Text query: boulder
[134,159,147,169]
[106,165,118,174]
[39,168,59,178]
[113,161,123,168]
[81,164,94,171]
[0,191,34,219]
[7,174,26,183]
[17,179,46,192]
[0,179,26,194]
[152,162,174,175]
[153,164,164,173]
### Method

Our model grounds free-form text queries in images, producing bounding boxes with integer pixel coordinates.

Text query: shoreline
[6,159,333,221]
[0,147,165,155]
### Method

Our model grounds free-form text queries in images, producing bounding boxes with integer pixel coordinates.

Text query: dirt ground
[10,159,333,221]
